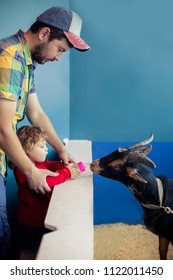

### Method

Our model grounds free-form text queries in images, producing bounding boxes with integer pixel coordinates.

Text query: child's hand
[66,164,81,179]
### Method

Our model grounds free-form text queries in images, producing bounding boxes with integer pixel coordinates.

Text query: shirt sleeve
[0,54,36,101]
[46,167,71,188]
[0,55,23,101]
[44,160,65,171]
[14,162,72,189]
[28,68,36,94]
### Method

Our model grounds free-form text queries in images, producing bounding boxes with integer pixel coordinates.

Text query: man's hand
[26,168,58,194]
[58,148,76,165]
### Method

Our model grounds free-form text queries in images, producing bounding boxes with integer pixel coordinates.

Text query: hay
[94,223,173,260]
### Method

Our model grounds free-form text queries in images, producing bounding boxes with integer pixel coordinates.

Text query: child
[10,125,81,259]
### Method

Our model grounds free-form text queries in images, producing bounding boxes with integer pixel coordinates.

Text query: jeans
[0,175,10,259]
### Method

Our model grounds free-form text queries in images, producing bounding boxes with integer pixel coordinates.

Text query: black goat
[90,134,173,260]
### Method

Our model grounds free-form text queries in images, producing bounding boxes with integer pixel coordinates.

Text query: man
[0,6,90,259]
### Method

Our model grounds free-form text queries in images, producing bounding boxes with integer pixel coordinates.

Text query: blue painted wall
[70,0,173,142]
[70,0,173,225]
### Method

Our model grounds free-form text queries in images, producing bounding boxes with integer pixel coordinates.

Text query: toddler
[10,125,81,259]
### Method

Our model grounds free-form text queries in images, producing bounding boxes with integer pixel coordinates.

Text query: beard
[31,43,48,64]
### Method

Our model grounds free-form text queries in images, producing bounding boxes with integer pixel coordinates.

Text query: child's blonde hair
[17,125,48,155]
[8,126,48,169]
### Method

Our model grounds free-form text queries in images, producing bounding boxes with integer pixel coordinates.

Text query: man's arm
[0,98,57,194]
[26,93,75,164]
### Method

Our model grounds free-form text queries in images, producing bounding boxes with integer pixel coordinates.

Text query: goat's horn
[127,133,154,149]
[118,147,128,152]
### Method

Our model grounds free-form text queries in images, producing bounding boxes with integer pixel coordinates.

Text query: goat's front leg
[158,236,169,260]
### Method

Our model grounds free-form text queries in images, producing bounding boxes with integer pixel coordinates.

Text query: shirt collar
[17,29,36,68]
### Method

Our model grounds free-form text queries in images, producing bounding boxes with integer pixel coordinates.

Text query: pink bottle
[77,161,86,172]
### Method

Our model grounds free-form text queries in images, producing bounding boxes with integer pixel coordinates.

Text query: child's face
[28,139,48,163]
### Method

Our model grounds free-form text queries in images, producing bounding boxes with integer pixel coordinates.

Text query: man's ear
[38,27,50,41]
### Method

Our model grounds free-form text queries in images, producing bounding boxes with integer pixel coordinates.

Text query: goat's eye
[114,165,120,170]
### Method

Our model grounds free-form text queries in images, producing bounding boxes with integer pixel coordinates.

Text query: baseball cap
[36,6,90,52]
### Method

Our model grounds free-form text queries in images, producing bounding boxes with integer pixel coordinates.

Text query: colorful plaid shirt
[0,30,36,178]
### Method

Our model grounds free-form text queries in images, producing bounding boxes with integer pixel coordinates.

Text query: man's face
[31,37,70,64]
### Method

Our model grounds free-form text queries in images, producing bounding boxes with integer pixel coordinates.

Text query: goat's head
[90,134,156,184]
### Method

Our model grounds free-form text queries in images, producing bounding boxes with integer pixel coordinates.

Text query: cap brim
[64,31,90,52]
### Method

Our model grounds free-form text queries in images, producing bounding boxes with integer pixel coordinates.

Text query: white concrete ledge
[36,140,93,260]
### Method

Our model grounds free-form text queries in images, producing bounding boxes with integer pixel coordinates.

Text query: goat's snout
[90,160,102,173]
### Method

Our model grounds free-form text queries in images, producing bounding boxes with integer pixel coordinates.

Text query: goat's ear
[126,167,147,183]
[127,145,156,168]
